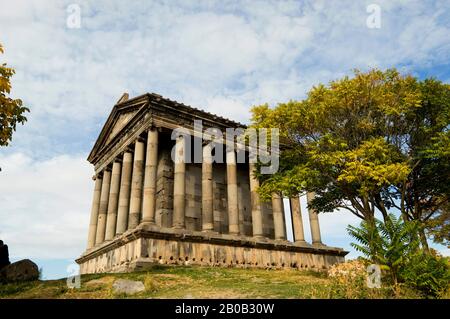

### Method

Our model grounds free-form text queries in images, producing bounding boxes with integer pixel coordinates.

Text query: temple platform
[76,224,348,274]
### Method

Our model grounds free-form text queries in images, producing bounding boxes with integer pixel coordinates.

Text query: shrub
[328,259,367,284]
[327,260,384,298]
[400,253,450,298]
[347,213,420,286]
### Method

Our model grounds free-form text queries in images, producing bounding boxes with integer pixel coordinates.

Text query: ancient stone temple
[76,93,347,274]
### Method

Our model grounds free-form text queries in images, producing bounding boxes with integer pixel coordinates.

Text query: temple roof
[87,92,246,164]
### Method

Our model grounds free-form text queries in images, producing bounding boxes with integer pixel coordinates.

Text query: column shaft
[226,150,239,235]
[272,193,286,240]
[87,175,102,249]
[105,160,122,240]
[128,140,145,229]
[95,169,111,244]
[307,192,323,245]
[116,151,133,234]
[202,143,214,231]
[142,129,158,224]
[249,163,263,238]
[289,196,306,243]
[172,136,186,229]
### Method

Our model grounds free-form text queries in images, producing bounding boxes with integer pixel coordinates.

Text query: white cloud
[0,0,446,134]
[0,153,92,259]
[0,0,448,267]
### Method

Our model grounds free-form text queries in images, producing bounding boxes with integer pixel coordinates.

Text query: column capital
[225,143,237,154]
[136,136,146,143]
[202,139,212,146]
[147,124,161,132]
[121,146,134,155]
[176,134,186,142]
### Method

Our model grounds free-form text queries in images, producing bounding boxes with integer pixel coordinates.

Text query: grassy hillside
[0,264,433,299]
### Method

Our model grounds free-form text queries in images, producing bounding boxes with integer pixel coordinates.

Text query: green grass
[0,264,441,299]
[0,265,333,299]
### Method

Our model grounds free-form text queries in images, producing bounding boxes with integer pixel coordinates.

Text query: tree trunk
[418,228,430,253]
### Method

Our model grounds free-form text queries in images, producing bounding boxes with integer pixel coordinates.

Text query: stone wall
[153,142,275,236]
[77,226,346,274]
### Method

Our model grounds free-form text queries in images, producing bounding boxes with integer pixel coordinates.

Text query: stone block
[0,259,39,283]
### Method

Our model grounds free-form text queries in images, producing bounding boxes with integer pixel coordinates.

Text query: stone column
[172,136,186,229]
[307,192,323,245]
[142,128,158,224]
[202,143,214,231]
[116,151,133,234]
[87,175,102,249]
[289,195,306,243]
[105,159,122,240]
[249,163,263,238]
[128,139,145,229]
[95,169,111,245]
[272,193,286,240]
[226,149,239,235]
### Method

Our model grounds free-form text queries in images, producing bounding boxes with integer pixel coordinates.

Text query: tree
[0,43,29,146]
[250,69,449,250]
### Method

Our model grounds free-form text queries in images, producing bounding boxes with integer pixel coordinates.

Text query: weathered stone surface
[112,279,145,295]
[0,259,39,283]
[77,227,347,274]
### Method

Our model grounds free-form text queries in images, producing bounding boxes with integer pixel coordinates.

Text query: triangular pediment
[88,94,150,163]
[105,108,139,145]
[87,91,246,165]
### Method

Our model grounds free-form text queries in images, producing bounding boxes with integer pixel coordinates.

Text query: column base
[252,235,266,241]
[312,242,326,248]
[77,227,348,274]
[274,238,290,244]
[139,221,156,227]
[201,229,218,234]
[201,222,215,232]
[294,240,312,247]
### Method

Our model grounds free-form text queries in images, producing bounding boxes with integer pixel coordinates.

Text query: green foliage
[347,213,420,284]
[0,265,431,299]
[348,214,450,297]
[0,43,29,146]
[250,68,450,248]
[426,205,450,246]
[400,253,450,298]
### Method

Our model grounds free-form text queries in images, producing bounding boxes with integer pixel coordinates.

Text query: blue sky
[0,0,449,279]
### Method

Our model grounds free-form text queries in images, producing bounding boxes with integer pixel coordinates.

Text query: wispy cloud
[0,152,91,259]
[0,0,449,277]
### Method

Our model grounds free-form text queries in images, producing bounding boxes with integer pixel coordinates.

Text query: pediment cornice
[88,92,248,167]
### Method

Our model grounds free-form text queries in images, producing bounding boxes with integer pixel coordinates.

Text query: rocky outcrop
[0,259,39,283]
[112,279,145,295]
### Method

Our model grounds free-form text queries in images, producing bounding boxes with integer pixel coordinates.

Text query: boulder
[112,279,145,295]
[0,259,39,283]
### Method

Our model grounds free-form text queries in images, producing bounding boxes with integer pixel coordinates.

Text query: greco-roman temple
[76,93,347,274]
